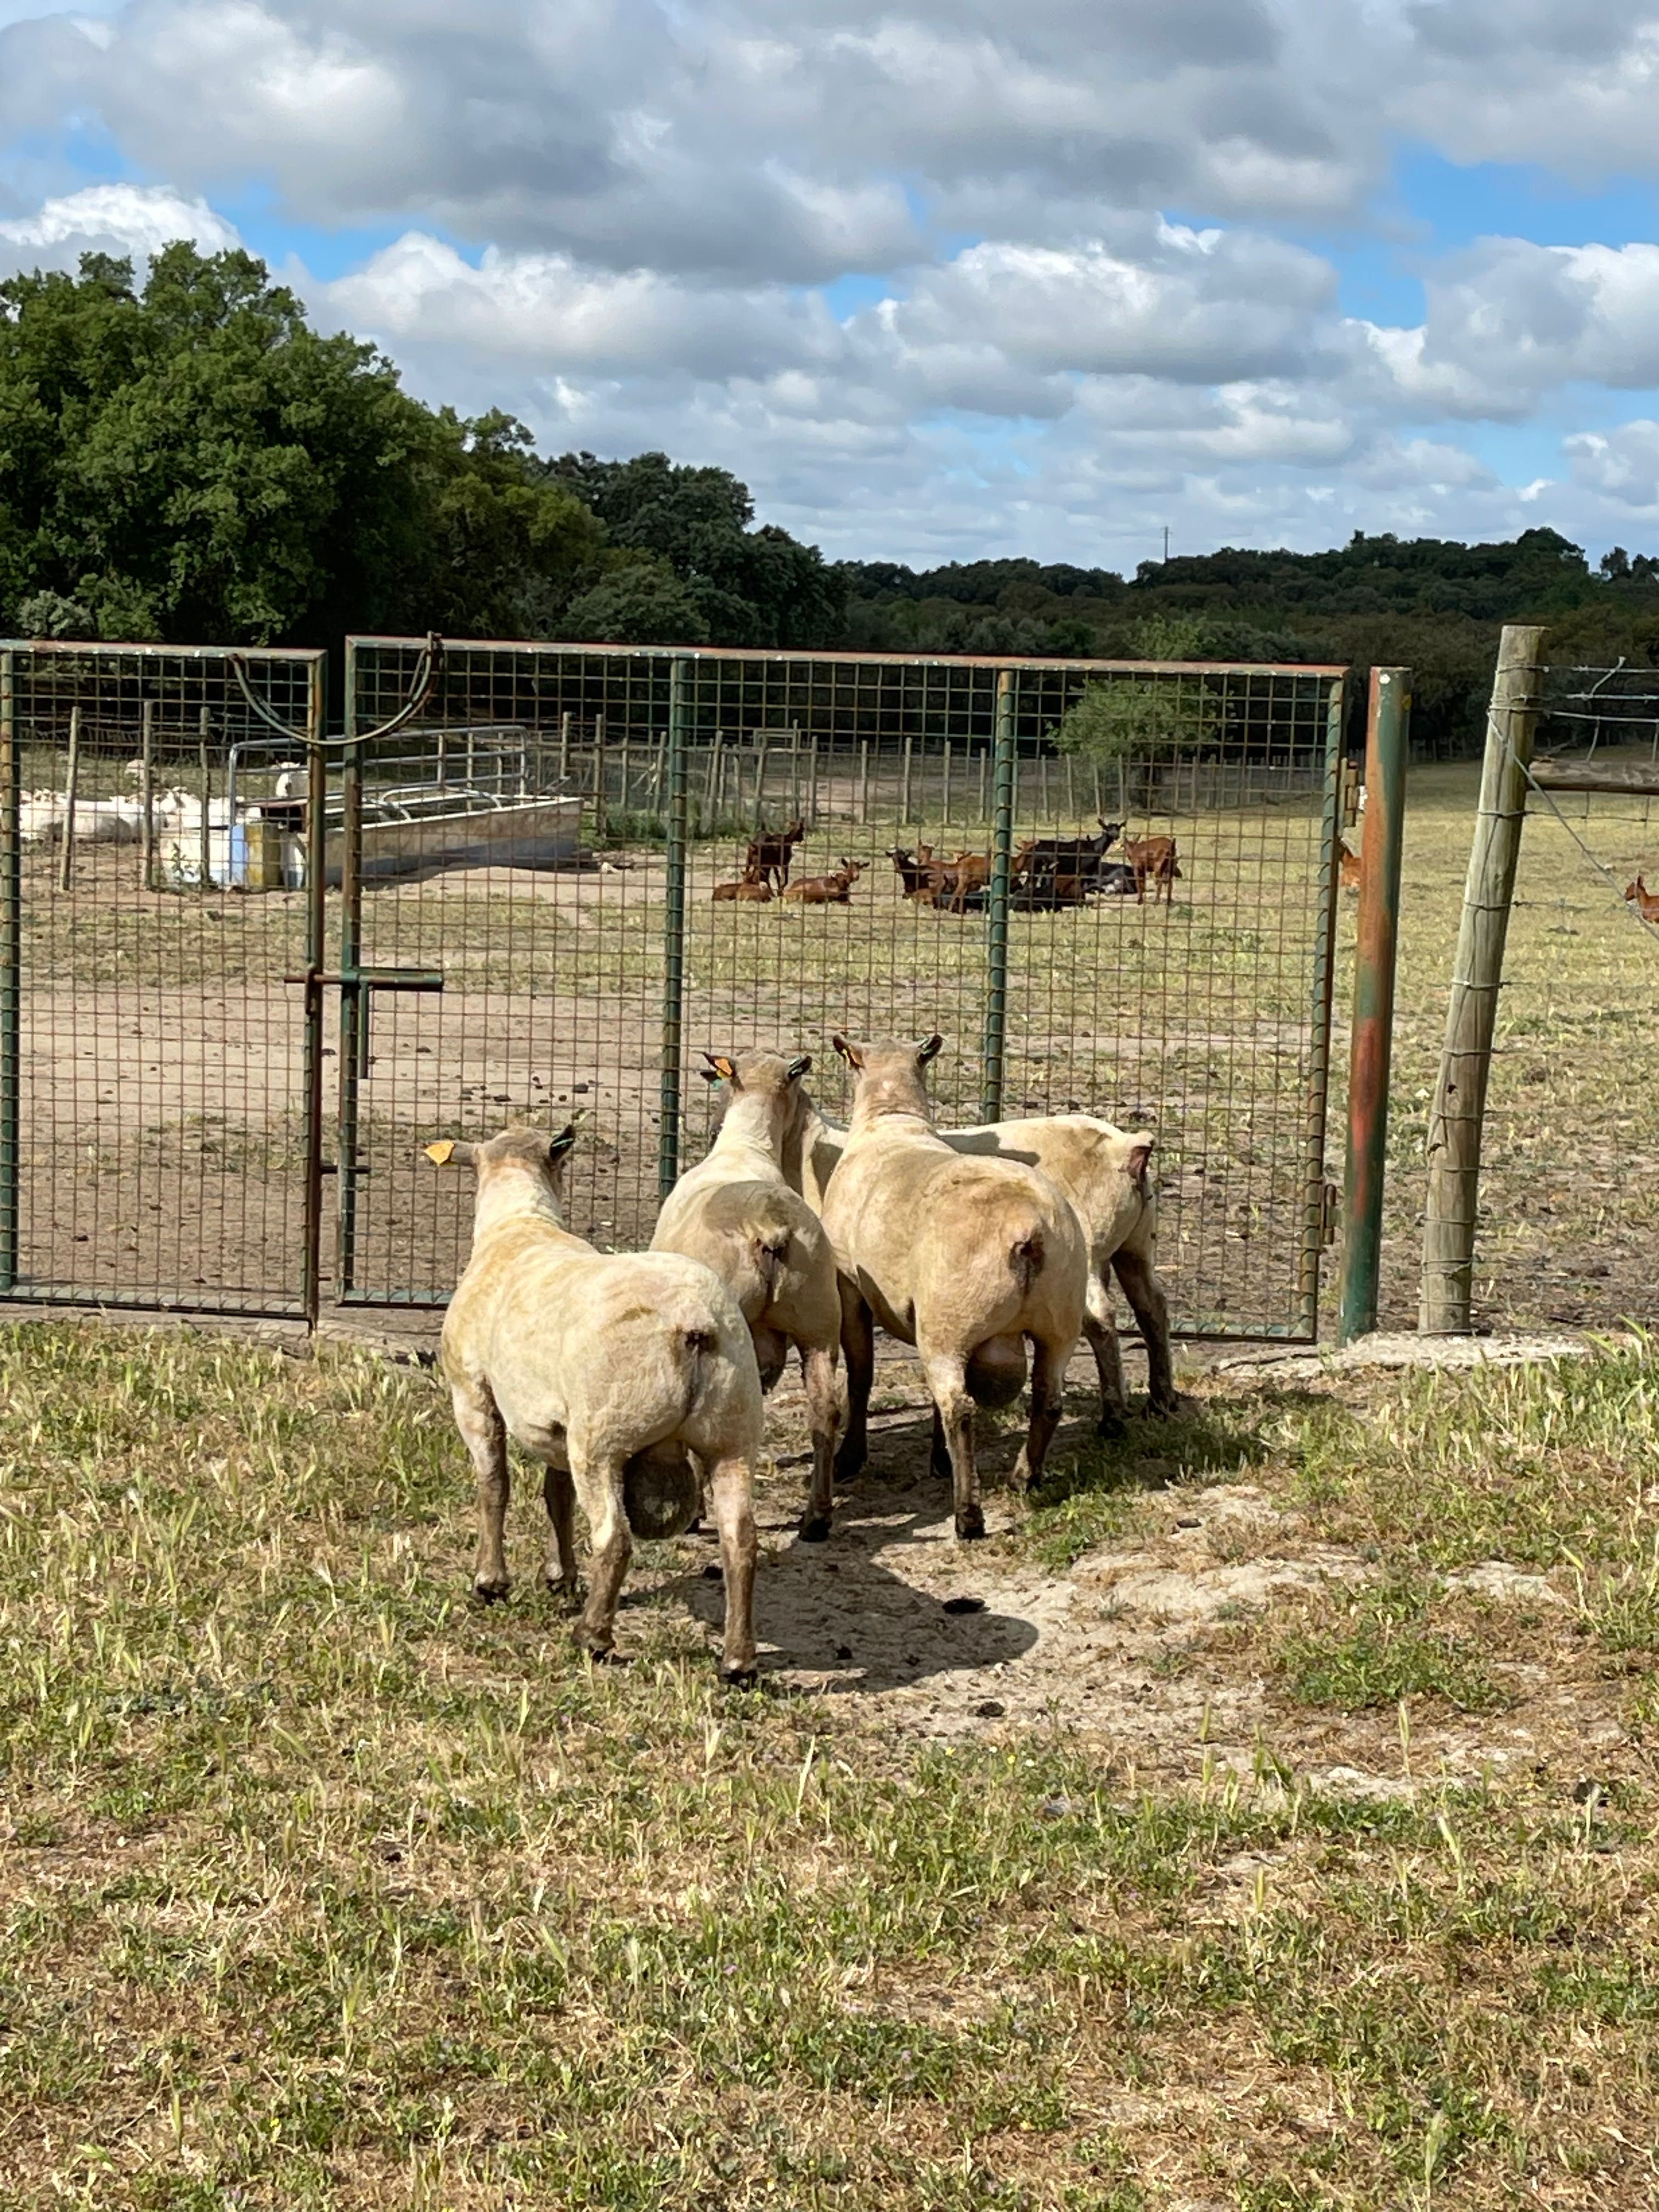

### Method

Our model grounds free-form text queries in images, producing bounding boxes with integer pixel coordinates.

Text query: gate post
[980,668,1016,1122]
[300,652,328,1326]
[0,648,18,1293]
[336,637,364,1295]
[1338,668,1410,1344]
[1420,624,1547,1333]
[1299,674,1347,1339]
[658,656,691,1203]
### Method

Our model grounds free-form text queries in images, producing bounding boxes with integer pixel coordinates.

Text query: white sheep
[428,1122,765,1681]
[819,1035,1087,1541]
[653,1049,842,1541]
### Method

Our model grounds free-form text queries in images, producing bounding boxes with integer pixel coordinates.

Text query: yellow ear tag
[713,1058,736,1080]
[424,1141,455,1165]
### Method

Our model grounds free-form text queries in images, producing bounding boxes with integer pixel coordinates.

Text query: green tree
[0,248,603,644]
[1053,615,1223,765]
[559,558,712,646]
[548,449,845,647]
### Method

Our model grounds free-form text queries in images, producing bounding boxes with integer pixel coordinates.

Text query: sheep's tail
[1010,1226,1045,1296]
[676,1320,719,1420]
[751,1226,792,1303]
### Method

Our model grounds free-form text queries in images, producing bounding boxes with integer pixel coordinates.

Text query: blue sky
[4,0,1659,570]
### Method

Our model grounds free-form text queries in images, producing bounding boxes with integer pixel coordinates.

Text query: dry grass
[4,1323,1659,2208]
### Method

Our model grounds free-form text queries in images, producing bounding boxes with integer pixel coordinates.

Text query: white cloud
[0,181,239,274]
[1566,421,1659,509]
[9,0,1659,564]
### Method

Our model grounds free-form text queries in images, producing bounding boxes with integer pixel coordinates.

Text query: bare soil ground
[640,1332,1636,1797]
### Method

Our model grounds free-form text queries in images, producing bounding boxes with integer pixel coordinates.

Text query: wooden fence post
[58,704,81,893]
[1419,624,1547,1333]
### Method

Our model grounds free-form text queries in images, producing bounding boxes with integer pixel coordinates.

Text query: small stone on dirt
[702,1564,721,1582]
[975,1700,1006,1719]
[943,1595,986,1615]
[1175,1516,1200,1529]
[1039,1796,1073,1820]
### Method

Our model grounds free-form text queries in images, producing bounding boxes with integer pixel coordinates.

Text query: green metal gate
[0,641,326,1317]
[341,639,1349,1340]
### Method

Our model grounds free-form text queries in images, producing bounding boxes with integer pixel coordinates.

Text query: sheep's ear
[1126,1134,1154,1192]
[786,1054,812,1082]
[547,1123,580,1164]
[702,1052,737,1082]
[915,1033,945,1064]
[424,1139,476,1167]
[831,1032,863,1069]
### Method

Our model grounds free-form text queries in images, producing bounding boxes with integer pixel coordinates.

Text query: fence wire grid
[0,637,1348,1339]
[1467,670,1659,1331]
[345,641,1347,1339]
[0,642,325,1316]
[1382,664,1659,1337]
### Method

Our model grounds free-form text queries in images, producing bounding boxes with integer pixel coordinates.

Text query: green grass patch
[2,1324,1659,2207]
[1275,1580,1505,1714]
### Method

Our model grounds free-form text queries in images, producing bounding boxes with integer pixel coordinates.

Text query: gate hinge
[1322,1180,1341,1247]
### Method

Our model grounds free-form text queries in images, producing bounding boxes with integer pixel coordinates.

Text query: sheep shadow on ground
[675,1485,1041,1692]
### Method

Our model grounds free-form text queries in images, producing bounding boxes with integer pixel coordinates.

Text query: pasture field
[3,1320,1658,2209]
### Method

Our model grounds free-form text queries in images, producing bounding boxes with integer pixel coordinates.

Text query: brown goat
[889,847,944,904]
[744,818,806,892]
[1627,874,1659,923]
[780,857,863,905]
[713,864,772,902]
[1122,834,1181,905]
[928,848,991,915]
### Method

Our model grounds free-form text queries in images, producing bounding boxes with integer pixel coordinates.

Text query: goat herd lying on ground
[712,817,1183,909]
[426,1037,1175,1685]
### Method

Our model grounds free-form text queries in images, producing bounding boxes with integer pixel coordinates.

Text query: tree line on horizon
[5,246,1659,755]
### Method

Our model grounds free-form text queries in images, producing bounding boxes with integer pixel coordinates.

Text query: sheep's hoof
[572,1626,622,1664]
[954,1505,987,1541]
[797,1511,832,1544]
[1096,1411,1127,1441]
[546,1574,583,1612]
[720,1660,760,1690]
[1145,1396,1181,1421]
[472,1577,511,1605]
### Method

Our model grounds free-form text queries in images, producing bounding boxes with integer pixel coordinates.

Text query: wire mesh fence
[346,641,1347,1337]
[0,636,1348,1336]
[0,642,324,1316]
[1465,668,1659,1330]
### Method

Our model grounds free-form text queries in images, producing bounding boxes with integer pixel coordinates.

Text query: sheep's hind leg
[834,1286,875,1486]
[704,1452,760,1685]
[1084,1268,1127,1438]
[922,1350,983,1541]
[1113,1246,1177,1416]
[453,1380,511,1601]
[542,1464,580,1607]
[1012,1335,1068,1492]
[567,1447,631,1661]
[798,1342,841,1543]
